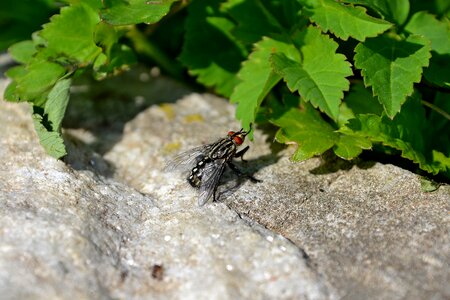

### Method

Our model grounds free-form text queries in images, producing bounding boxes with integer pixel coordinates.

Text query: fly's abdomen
[188,173,201,188]
[187,157,211,188]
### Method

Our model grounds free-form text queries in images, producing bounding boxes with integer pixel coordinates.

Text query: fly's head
[227,125,251,147]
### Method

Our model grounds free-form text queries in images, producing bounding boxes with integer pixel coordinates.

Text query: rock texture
[104,92,450,300]
[1,59,449,299]
[0,68,329,299]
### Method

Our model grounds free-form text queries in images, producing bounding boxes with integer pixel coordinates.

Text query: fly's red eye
[227,131,235,136]
[233,136,243,145]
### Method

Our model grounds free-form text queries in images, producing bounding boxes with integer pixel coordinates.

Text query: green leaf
[4,82,19,102]
[4,65,28,102]
[271,26,353,121]
[32,112,67,159]
[179,0,247,97]
[405,11,450,55]
[91,21,136,79]
[269,98,338,161]
[29,79,72,159]
[231,37,294,132]
[5,65,28,80]
[299,0,392,41]
[429,151,450,178]
[335,82,379,159]
[343,0,410,25]
[94,21,119,55]
[8,40,36,64]
[44,79,72,132]
[31,30,47,48]
[338,81,383,126]
[404,11,450,88]
[93,44,136,79]
[334,134,372,159]
[222,0,284,45]
[40,3,102,64]
[16,59,66,101]
[419,177,441,192]
[354,35,431,118]
[101,0,177,26]
[344,94,449,175]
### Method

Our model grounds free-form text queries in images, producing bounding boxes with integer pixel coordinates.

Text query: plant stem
[421,100,450,121]
[126,26,183,80]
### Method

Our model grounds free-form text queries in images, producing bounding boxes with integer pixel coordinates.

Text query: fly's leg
[212,167,226,202]
[227,161,261,183]
[234,146,250,162]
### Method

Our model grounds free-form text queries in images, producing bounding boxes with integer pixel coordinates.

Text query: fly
[165,126,260,206]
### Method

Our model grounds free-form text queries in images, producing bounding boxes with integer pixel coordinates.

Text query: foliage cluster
[2,0,450,179]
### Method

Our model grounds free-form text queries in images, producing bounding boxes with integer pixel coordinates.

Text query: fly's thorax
[208,138,237,160]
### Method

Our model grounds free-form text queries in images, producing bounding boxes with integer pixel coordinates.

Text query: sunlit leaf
[354,35,431,118]
[299,0,392,41]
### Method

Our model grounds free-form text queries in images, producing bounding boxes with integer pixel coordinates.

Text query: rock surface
[0,68,329,299]
[1,60,449,299]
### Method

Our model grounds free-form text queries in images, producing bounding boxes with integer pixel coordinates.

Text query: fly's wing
[198,159,226,206]
[164,145,211,172]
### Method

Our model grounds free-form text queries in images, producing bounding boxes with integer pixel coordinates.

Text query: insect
[165,126,260,206]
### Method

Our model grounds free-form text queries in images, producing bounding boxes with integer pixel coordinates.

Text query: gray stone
[102,91,450,299]
[0,69,330,299]
[1,56,449,299]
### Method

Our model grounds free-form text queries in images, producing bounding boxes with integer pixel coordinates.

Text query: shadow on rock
[63,133,117,178]
[63,67,193,157]
[309,150,376,175]
[216,152,283,203]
